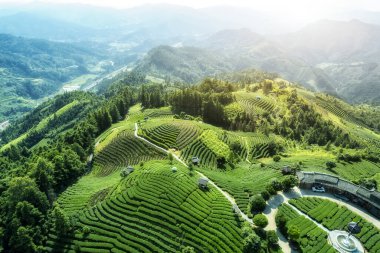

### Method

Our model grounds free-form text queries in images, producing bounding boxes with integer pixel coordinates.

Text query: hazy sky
[1,0,380,23]
[0,0,379,11]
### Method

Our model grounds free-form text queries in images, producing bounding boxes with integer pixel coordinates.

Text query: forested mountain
[0,34,112,121]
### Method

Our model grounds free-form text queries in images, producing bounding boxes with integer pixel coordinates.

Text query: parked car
[312,186,325,192]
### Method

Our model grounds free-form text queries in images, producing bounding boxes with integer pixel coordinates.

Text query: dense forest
[0,83,135,252]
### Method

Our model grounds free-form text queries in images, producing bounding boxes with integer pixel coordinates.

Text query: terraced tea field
[93,131,166,176]
[47,161,244,253]
[234,91,277,115]
[140,121,201,150]
[289,197,380,253]
[57,172,121,216]
[276,204,336,253]
[201,163,281,214]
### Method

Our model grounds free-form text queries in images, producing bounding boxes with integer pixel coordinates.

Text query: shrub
[267,230,279,247]
[82,226,91,235]
[326,161,336,169]
[261,190,270,201]
[271,179,283,191]
[249,195,266,213]
[253,214,268,229]
[182,246,195,253]
[265,184,276,195]
[243,233,261,253]
[273,155,281,162]
[288,225,300,242]
[168,153,174,164]
[275,213,287,236]
[281,175,299,192]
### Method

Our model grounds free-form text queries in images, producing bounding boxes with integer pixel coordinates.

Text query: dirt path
[134,123,253,223]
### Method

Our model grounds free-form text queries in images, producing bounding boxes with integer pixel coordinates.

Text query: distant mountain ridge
[0,34,106,121]
[137,20,380,104]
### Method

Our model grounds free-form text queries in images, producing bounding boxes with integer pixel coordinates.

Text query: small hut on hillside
[198,178,209,189]
[192,156,200,165]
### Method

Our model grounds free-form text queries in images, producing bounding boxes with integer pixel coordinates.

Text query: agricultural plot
[289,197,380,253]
[201,163,281,214]
[315,97,364,127]
[234,91,276,115]
[276,204,336,253]
[143,107,173,118]
[181,138,218,168]
[47,160,244,253]
[57,172,121,216]
[140,120,201,150]
[93,131,166,176]
[224,102,244,119]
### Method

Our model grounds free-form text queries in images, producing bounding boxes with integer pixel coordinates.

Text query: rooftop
[297,171,380,209]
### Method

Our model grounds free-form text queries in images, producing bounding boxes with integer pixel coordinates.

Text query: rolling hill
[0,34,112,121]
[137,20,380,104]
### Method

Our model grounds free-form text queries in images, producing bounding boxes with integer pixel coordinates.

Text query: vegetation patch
[47,160,244,253]
[276,204,335,253]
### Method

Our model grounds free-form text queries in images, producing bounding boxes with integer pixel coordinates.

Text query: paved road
[83,66,129,91]
[300,189,380,229]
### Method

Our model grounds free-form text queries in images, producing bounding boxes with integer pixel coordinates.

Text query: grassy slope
[0,100,81,151]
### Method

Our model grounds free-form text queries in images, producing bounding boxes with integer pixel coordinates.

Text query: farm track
[134,123,252,223]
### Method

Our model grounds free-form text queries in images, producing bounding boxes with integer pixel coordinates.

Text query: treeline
[140,84,167,109]
[167,78,359,148]
[274,91,359,148]
[0,85,136,252]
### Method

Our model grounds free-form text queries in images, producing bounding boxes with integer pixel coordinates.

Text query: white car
[312,186,325,192]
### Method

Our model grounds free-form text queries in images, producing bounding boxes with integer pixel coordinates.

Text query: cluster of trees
[249,176,299,214]
[274,90,359,148]
[241,217,279,253]
[140,84,166,109]
[0,85,135,251]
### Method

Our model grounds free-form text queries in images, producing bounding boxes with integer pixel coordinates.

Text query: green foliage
[266,230,279,247]
[287,225,300,242]
[253,214,268,229]
[249,195,266,213]
[47,161,244,252]
[276,204,335,252]
[182,246,196,253]
[260,190,270,201]
[326,161,336,170]
[243,233,261,253]
[273,155,281,162]
[281,175,299,192]
[52,204,70,236]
